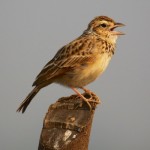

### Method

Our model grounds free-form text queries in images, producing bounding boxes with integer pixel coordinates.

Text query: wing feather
[33,36,95,86]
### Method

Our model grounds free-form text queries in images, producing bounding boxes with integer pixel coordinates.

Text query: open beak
[111,22,125,35]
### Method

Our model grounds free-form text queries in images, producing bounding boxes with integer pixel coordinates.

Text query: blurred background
[0,0,150,150]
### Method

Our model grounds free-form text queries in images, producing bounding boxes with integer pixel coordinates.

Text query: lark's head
[87,16,125,43]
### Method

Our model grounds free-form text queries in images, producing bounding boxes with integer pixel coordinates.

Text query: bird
[17,16,124,113]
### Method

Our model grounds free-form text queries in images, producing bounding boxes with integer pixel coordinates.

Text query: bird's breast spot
[80,63,88,68]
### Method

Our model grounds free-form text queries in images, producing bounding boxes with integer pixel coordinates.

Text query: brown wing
[32,35,95,86]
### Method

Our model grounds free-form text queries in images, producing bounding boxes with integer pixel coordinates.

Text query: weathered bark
[38,92,100,150]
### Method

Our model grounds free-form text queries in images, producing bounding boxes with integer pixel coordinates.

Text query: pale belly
[56,53,112,87]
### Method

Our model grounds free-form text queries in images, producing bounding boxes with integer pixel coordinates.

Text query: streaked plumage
[17,16,124,113]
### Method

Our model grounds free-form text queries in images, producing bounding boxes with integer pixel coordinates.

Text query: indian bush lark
[17,16,124,113]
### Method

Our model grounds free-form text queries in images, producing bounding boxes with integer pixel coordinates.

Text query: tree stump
[38,92,100,150]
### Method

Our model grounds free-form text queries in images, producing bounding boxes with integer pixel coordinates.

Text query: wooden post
[38,92,100,150]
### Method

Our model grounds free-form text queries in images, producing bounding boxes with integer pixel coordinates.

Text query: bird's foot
[71,87,100,111]
[81,87,100,104]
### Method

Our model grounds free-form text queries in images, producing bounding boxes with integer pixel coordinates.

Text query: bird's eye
[100,23,107,28]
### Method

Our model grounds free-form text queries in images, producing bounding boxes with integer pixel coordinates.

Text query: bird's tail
[17,87,40,113]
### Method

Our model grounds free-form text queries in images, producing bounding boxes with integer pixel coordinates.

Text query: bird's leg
[81,87,100,104]
[81,87,93,94]
[71,87,92,110]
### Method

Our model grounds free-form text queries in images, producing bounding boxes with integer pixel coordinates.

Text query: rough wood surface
[38,92,100,150]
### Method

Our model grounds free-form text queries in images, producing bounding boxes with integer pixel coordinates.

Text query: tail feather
[17,87,40,113]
